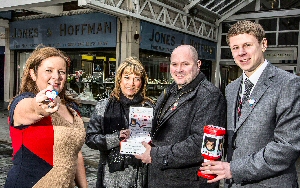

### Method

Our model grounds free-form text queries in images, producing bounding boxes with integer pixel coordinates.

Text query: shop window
[140,52,171,100]
[221,48,233,59]
[200,60,212,81]
[93,58,104,85]
[279,17,300,31]
[259,19,277,31]
[65,50,116,101]
[81,60,93,76]
[219,65,242,95]
[222,22,236,33]
[108,58,116,81]
[278,32,298,45]
[18,52,32,93]
[265,33,276,46]
[221,35,228,46]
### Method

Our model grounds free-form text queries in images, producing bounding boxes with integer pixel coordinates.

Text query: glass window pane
[260,0,279,10]
[237,1,256,14]
[278,32,298,45]
[279,17,300,31]
[221,48,233,59]
[265,33,276,46]
[222,22,236,33]
[259,19,277,31]
[221,35,228,46]
[280,0,300,9]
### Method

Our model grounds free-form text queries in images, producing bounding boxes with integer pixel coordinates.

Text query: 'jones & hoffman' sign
[9,12,117,50]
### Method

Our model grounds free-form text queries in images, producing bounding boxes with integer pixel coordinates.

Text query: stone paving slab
[0,140,100,187]
[0,105,300,187]
[0,107,100,187]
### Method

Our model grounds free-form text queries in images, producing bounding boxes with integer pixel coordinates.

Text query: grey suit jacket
[225,63,300,188]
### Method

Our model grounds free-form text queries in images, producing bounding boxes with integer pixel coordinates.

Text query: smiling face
[206,140,215,151]
[119,71,142,99]
[170,46,201,89]
[30,56,67,93]
[229,33,266,77]
[112,56,147,100]
[226,20,267,78]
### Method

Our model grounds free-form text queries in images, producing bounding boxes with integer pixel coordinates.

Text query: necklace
[157,88,194,121]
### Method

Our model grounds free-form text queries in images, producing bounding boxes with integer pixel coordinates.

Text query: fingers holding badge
[45,89,58,102]
[36,84,61,112]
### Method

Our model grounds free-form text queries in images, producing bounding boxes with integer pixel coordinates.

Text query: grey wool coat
[226,62,300,188]
[148,72,226,188]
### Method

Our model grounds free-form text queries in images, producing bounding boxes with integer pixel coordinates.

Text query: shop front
[139,21,217,100]
[219,47,298,94]
[10,12,117,116]
[219,17,300,94]
[9,15,217,116]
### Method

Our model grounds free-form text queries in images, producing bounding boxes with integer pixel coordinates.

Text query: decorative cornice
[14,9,98,21]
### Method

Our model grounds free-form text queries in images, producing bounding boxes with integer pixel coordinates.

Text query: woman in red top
[5,45,87,188]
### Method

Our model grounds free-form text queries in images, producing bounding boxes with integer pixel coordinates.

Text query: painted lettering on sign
[11,28,38,39]
[149,29,175,46]
[60,22,112,36]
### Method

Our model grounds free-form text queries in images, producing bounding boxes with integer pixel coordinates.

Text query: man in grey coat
[200,20,300,187]
[135,45,226,188]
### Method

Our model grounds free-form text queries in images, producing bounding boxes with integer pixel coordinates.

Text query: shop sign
[264,48,297,61]
[9,12,117,50]
[140,21,216,60]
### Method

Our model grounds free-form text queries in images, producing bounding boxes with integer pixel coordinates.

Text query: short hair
[111,56,149,101]
[226,20,265,45]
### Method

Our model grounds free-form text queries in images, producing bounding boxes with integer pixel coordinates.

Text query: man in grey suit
[200,20,300,187]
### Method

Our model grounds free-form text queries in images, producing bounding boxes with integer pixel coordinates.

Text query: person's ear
[197,60,201,70]
[30,69,37,81]
[262,38,268,52]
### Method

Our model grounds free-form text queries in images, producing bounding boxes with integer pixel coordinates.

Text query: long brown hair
[8,45,74,110]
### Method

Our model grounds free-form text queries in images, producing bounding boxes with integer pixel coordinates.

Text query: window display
[140,51,173,101]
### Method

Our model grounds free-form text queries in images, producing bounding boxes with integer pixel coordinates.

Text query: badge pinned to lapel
[248,99,255,107]
[171,102,178,111]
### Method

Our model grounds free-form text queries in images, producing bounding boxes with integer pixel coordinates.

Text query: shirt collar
[243,59,268,85]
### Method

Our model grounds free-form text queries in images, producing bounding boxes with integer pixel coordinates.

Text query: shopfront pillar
[4,27,13,105]
[116,17,140,66]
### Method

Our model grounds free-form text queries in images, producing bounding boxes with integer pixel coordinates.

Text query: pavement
[0,101,300,188]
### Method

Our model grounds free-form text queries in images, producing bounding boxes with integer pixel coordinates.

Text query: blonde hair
[111,56,148,101]
[226,20,265,45]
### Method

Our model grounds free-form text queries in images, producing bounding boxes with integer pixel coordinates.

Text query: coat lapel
[226,76,242,131]
[235,63,275,131]
[158,88,197,126]
[152,73,205,136]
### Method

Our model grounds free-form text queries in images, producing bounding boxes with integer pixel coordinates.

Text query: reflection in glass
[279,17,300,31]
